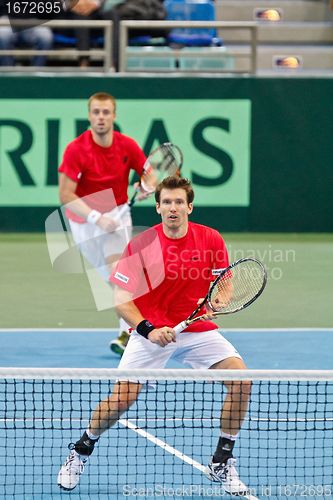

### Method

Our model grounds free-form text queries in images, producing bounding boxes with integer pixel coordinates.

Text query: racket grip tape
[173,321,188,335]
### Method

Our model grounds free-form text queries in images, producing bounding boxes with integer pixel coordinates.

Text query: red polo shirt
[59,130,146,222]
[110,222,229,332]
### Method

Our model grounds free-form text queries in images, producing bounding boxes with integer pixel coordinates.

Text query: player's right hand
[147,327,176,347]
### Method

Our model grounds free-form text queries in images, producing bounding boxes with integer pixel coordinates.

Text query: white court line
[0,328,332,333]
[124,417,333,423]
[118,418,206,473]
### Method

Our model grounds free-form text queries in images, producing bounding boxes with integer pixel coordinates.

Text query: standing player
[58,91,150,356]
[57,176,252,497]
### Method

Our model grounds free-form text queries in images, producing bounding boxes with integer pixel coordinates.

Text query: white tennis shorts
[118,329,242,370]
[69,204,132,280]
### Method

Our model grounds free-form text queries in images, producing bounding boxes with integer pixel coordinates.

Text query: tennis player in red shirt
[57,176,252,497]
[58,92,150,356]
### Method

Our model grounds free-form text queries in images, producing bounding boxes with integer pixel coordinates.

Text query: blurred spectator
[58,0,108,68]
[58,0,167,69]
[112,0,166,35]
[106,0,167,69]
[0,17,53,66]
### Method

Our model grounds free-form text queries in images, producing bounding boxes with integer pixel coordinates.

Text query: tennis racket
[173,258,267,334]
[116,142,183,220]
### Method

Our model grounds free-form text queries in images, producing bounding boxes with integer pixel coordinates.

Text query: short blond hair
[88,92,116,112]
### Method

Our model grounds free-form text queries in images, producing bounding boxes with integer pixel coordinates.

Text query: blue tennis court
[1,329,332,500]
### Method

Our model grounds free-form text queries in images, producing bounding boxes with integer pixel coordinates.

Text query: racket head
[128,143,183,207]
[208,258,267,315]
[143,142,183,186]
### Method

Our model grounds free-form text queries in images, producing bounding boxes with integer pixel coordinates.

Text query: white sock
[86,429,99,440]
[221,431,238,441]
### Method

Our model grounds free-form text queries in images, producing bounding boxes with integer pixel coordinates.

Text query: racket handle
[173,321,188,335]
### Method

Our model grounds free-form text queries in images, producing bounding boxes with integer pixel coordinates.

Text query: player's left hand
[210,294,229,311]
[197,298,215,320]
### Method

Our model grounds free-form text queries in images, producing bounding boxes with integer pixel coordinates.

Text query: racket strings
[210,261,266,313]
[155,145,181,176]
[143,145,182,194]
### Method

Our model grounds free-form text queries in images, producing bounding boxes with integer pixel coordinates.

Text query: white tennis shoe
[205,457,250,496]
[57,449,87,490]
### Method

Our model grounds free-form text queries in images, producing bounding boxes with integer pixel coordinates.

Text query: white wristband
[87,209,102,225]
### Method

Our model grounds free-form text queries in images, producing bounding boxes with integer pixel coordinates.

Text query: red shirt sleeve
[110,227,165,299]
[58,142,83,182]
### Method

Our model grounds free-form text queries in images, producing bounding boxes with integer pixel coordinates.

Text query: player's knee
[226,379,252,398]
[113,383,140,411]
[240,380,252,397]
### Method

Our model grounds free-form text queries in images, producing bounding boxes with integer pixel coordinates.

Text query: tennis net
[0,368,332,499]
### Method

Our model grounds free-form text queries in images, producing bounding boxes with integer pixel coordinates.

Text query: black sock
[74,431,99,456]
[213,437,235,464]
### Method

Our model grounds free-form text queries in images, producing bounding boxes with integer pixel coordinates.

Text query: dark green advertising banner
[0,76,332,232]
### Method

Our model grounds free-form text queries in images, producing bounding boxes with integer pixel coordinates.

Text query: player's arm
[115,286,176,347]
[205,232,233,312]
[59,173,92,219]
[59,173,117,231]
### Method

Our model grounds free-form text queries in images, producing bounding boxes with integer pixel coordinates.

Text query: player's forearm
[59,174,97,220]
[60,191,96,220]
[115,293,145,330]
